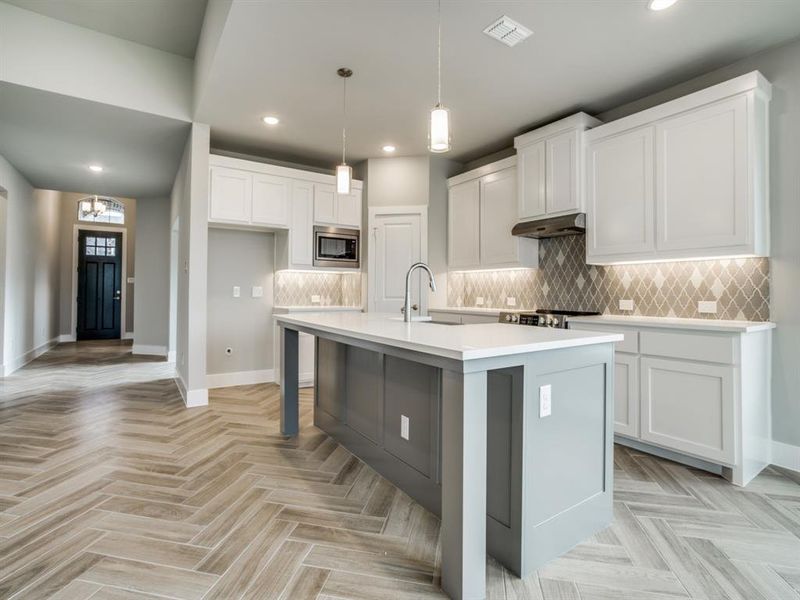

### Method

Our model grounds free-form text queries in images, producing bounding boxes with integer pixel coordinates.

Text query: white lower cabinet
[614,353,639,438]
[640,357,734,464]
[570,319,773,486]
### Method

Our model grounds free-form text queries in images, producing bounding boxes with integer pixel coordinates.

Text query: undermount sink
[422,320,463,326]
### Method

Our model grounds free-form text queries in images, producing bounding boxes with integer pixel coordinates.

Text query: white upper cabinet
[252,174,289,227]
[656,96,748,253]
[448,179,481,269]
[313,184,337,224]
[586,125,655,259]
[480,167,519,266]
[209,167,252,224]
[514,112,601,221]
[447,157,538,270]
[586,71,771,265]
[289,180,314,267]
[335,188,362,228]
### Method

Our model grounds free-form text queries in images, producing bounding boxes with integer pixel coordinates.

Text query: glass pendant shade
[336,163,352,194]
[429,105,451,153]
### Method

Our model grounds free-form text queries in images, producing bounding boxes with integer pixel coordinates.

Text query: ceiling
[0,83,191,198]
[197,0,800,167]
[3,0,208,58]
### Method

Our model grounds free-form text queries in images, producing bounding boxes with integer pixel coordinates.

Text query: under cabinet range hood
[511,213,586,239]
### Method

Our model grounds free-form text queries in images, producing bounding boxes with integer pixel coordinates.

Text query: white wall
[133,197,171,355]
[0,155,60,375]
[171,123,210,406]
[0,2,192,121]
[596,37,800,450]
[206,229,275,381]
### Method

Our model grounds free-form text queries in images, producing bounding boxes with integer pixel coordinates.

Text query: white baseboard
[132,344,168,357]
[167,350,176,363]
[58,334,76,343]
[207,369,275,389]
[773,441,800,473]
[122,331,135,340]
[174,373,208,408]
[2,337,59,377]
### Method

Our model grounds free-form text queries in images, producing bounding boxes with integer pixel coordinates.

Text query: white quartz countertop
[568,314,775,333]
[274,312,622,361]
[273,306,363,313]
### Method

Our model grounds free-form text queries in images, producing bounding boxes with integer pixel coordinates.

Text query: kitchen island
[275,312,622,600]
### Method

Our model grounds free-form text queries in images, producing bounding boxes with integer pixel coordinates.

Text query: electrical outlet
[251,286,263,298]
[539,384,552,418]
[506,297,516,307]
[225,347,233,356]
[476,296,484,306]
[311,295,321,304]
[698,300,717,314]
[232,286,241,298]
[619,299,634,311]
[400,415,410,440]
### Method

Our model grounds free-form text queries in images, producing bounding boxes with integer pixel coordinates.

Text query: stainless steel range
[498,309,601,329]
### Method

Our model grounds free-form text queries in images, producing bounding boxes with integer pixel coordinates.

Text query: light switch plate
[252,286,263,298]
[476,296,484,306]
[539,384,552,418]
[506,297,516,307]
[127,277,135,284]
[619,299,634,311]
[311,295,321,304]
[698,300,717,314]
[232,286,241,298]
[400,415,410,440]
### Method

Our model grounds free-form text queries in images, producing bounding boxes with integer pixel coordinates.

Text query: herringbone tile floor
[1,341,799,599]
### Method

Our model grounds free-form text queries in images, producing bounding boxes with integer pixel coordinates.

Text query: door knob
[113,290,121,300]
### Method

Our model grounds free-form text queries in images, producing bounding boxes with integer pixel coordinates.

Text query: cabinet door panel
[546,130,579,215]
[448,179,481,268]
[252,174,289,226]
[290,181,314,266]
[518,141,546,219]
[480,167,519,266]
[587,126,655,259]
[614,353,639,438]
[656,96,748,252]
[337,188,362,227]
[640,357,734,464]
[209,167,252,223]
[314,184,337,224]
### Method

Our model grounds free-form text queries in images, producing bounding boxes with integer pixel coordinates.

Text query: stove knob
[505,314,512,322]
[546,316,554,327]
[552,317,560,327]
[512,314,519,323]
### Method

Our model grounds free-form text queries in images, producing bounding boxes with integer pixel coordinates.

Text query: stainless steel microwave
[313,226,360,269]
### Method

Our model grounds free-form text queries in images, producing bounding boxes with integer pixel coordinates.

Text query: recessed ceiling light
[88,164,103,173]
[262,116,280,125]
[648,0,678,10]
[382,145,396,153]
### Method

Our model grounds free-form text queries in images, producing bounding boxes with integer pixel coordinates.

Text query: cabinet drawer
[640,330,736,364]
[570,323,639,354]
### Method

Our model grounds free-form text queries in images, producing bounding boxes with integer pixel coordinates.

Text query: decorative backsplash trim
[447,236,770,321]
[274,271,362,307]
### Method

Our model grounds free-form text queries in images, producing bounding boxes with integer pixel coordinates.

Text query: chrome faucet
[403,262,437,322]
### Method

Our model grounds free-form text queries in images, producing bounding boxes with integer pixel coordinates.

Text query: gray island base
[275,312,621,600]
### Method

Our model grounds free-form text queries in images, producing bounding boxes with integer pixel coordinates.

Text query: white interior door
[370,210,425,316]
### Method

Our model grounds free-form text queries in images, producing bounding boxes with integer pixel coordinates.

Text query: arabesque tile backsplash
[447,236,770,321]
[275,271,362,307]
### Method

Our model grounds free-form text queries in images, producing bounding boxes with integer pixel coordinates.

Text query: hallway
[0,342,799,599]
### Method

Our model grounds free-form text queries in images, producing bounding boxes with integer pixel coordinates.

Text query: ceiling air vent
[483,15,532,47]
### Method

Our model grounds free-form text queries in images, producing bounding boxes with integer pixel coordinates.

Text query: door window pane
[86,247,96,255]
[107,247,116,256]
[96,247,107,256]
[86,237,96,246]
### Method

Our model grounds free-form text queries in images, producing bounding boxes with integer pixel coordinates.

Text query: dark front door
[77,230,123,340]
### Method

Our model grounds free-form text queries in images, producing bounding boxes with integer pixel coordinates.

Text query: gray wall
[428,156,463,308]
[0,155,60,373]
[206,228,275,375]
[365,157,430,206]
[133,197,171,351]
[594,38,800,448]
[57,191,136,337]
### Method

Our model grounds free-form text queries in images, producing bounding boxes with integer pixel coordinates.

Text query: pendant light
[429,0,450,153]
[336,67,353,195]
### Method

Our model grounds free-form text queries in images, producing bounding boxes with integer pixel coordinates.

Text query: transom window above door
[77,196,125,224]
[84,235,117,256]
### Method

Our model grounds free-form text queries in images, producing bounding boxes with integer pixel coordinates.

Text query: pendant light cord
[341,75,347,164]
[436,0,442,106]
